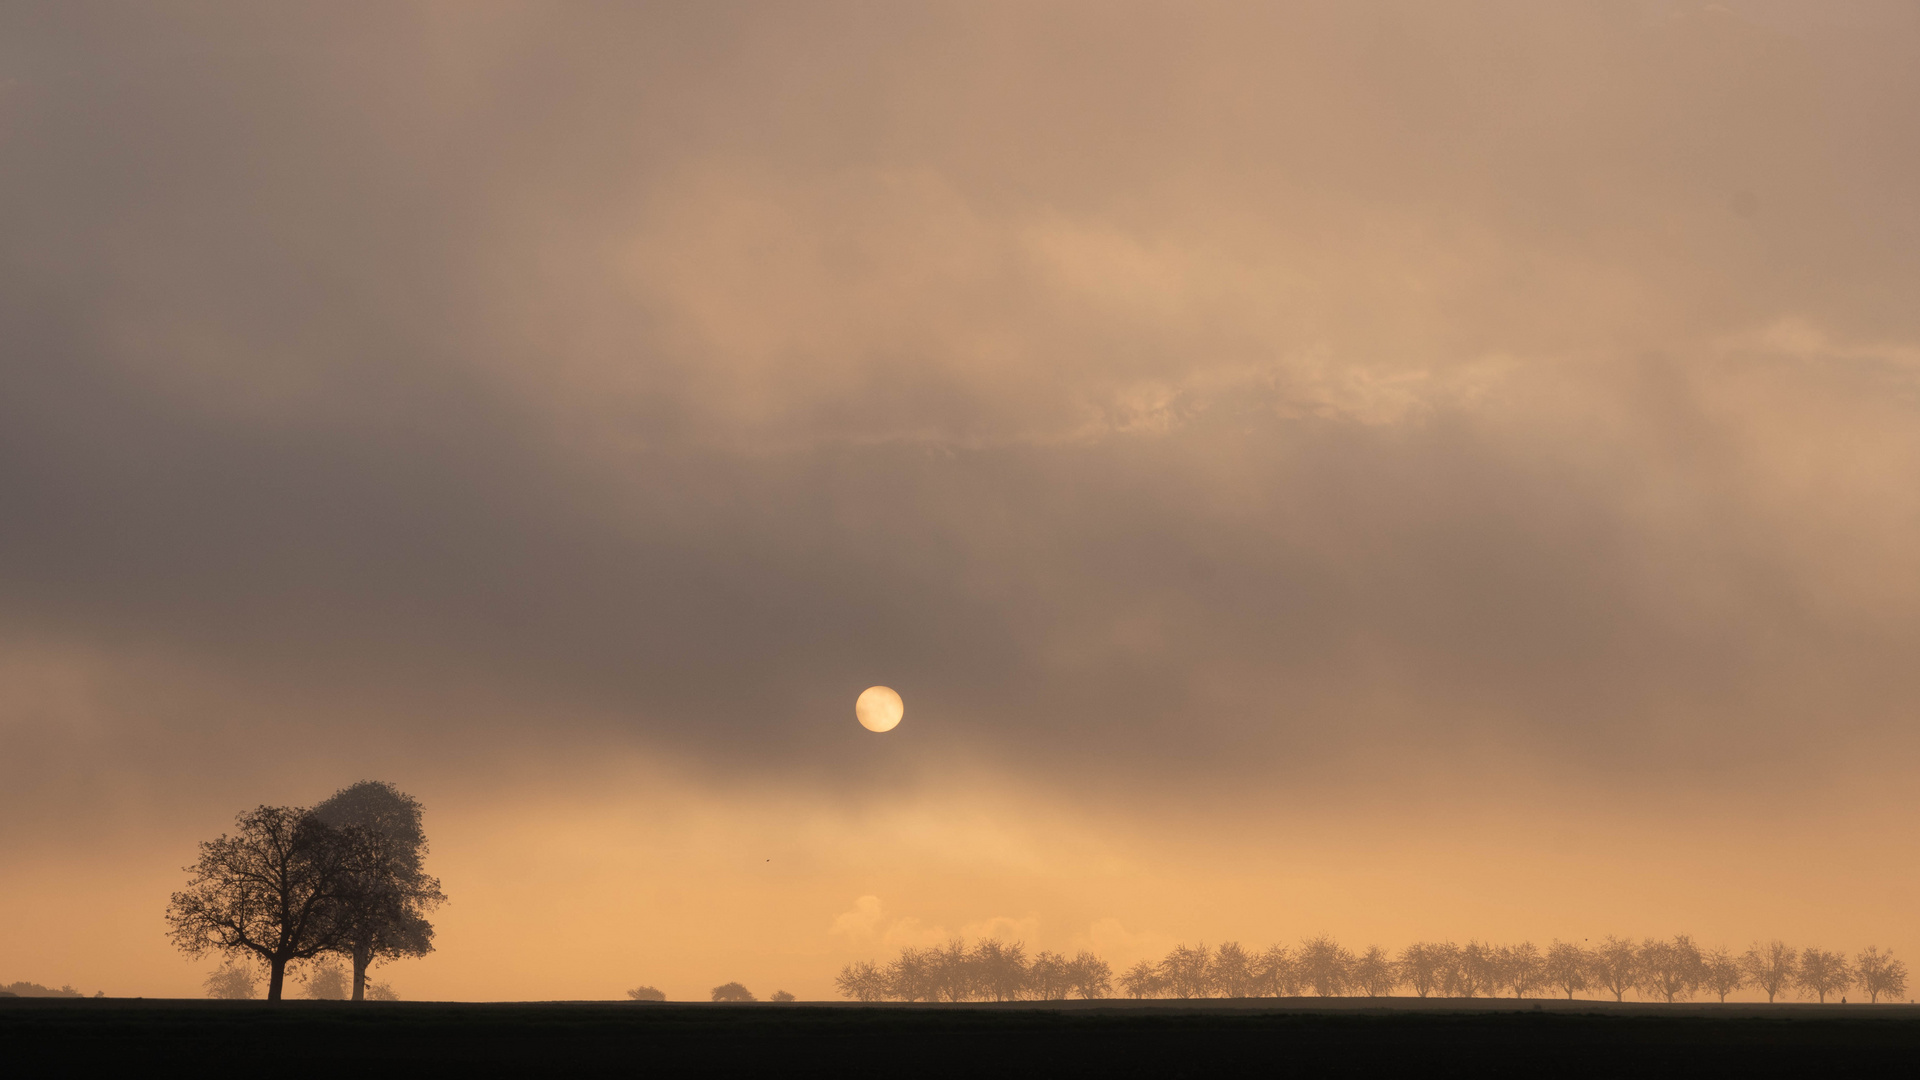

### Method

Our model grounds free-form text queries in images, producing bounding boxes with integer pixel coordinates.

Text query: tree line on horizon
[836,936,1909,1004]
[837,941,1114,1002]
[164,781,445,1002]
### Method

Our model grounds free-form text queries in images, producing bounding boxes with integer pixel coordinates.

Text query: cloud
[2,0,1918,822]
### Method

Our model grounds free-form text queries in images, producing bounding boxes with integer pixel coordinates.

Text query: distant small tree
[165,805,358,1000]
[366,981,399,1001]
[1795,949,1852,1003]
[1297,936,1354,997]
[1700,947,1744,1003]
[1067,951,1112,999]
[1397,943,1445,999]
[1589,936,1640,1003]
[1433,943,1468,998]
[303,963,350,1000]
[835,961,886,1002]
[930,939,974,1002]
[1740,941,1796,1003]
[1027,951,1072,1000]
[1494,942,1545,999]
[1856,947,1908,1004]
[1544,941,1589,1000]
[974,939,1030,1001]
[1638,936,1704,1003]
[770,990,796,1002]
[1210,942,1257,998]
[1255,945,1298,997]
[204,962,258,1000]
[1120,959,1164,999]
[711,981,756,1002]
[627,985,667,1002]
[2,982,84,998]
[1457,941,1496,998]
[888,947,938,1002]
[1160,943,1213,999]
[1352,946,1397,997]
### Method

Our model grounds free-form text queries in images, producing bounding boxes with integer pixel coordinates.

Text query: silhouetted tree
[204,962,258,999]
[165,805,359,1000]
[931,939,974,1002]
[711,981,756,1002]
[1397,943,1445,999]
[1589,936,1640,1002]
[835,961,886,1002]
[1638,935,1704,1003]
[1119,959,1164,999]
[888,947,938,1002]
[1028,950,1072,1000]
[974,939,1030,1001]
[1855,947,1907,1004]
[1700,947,1744,1003]
[1255,945,1298,997]
[626,985,667,1002]
[770,990,796,1002]
[1352,946,1397,997]
[1297,936,1354,997]
[1160,943,1212,998]
[1067,951,1112,999]
[1457,940,1496,998]
[1434,942,1470,998]
[1210,941,1257,998]
[1494,941,1545,999]
[311,781,445,1002]
[1795,948,1851,1003]
[1740,941,1796,1003]
[1544,941,1589,1000]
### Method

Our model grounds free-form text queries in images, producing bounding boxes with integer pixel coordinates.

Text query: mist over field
[2,1,1918,1002]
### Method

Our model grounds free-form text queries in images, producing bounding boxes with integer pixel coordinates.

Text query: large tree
[311,781,445,1002]
[165,805,359,1000]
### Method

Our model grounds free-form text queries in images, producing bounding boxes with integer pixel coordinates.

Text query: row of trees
[836,936,1909,1004]
[165,782,445,1001]
[836,940,1114,1002]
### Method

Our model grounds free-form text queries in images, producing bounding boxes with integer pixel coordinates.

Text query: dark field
[6,997,1918,1077]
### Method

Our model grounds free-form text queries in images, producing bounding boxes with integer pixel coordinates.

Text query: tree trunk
[268,957,287,1001]
[352,940,371,1002]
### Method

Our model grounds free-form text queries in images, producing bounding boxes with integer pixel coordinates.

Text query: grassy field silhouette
[7,997,1919,1076]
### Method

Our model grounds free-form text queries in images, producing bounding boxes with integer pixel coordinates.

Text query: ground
[5,997,1916,1076]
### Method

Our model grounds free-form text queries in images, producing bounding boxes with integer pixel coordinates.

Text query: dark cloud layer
[4,1,1920,830]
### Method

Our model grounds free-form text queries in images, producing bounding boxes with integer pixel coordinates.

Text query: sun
[855,686,903,732]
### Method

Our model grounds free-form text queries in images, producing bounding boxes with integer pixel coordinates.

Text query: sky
[2,0,1918,1002]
